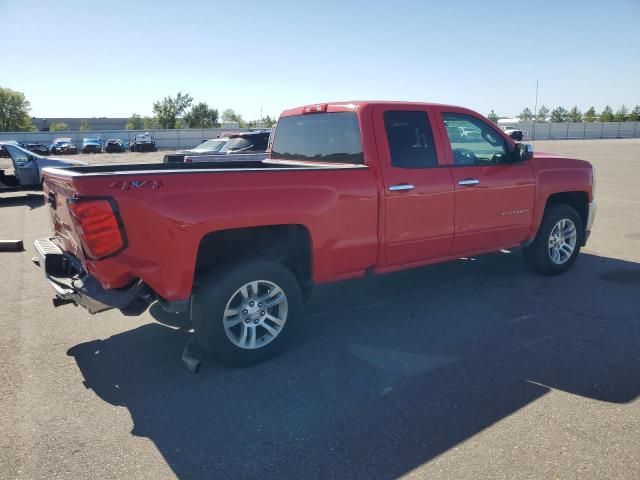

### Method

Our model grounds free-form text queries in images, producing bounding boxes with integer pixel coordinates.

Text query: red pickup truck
[35,101,596,365]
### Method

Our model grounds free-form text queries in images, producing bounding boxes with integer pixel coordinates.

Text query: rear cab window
[383,110,438,168]
[271,112,363,164]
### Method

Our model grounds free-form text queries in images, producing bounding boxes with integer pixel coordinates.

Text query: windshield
[271,112,363,163]
[193,139,227,152]
[84,138,100,143]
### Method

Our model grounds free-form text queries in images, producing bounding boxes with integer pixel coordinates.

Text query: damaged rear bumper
[33,237,155,315]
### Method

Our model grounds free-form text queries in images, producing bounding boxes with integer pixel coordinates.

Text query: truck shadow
[67,252,640,479]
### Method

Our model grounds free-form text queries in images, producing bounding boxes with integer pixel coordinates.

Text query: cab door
[5,144,40,186]
[433,108,535,254]
[373,106,455,266]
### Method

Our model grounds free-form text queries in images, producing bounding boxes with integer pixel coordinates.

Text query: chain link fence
[514,122,640,141]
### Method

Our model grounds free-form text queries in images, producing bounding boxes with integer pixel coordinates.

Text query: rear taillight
[68,198,125,260]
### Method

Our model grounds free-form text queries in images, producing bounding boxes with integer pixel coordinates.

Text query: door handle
[388,184,415,192]
[458,178,480,186]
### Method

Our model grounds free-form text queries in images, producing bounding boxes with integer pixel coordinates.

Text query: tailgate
[42,171,86,262]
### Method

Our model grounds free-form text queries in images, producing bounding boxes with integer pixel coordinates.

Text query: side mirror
[514,143,533,162]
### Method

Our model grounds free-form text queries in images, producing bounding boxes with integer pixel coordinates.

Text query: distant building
[31,117,128,131]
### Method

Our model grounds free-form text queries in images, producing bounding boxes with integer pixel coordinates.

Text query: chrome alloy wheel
[222,280,288,350]
[548,218,577,265]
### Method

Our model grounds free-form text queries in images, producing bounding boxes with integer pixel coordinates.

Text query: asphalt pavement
[1,139,638,479]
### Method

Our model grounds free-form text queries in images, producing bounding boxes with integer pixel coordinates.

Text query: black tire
[192,259,303,366]
[523,204,583,275]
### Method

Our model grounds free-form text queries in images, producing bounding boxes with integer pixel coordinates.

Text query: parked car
[225,130,270,153]
[129,133,156,152]
[104,139,126,153]
[0,141,86,189]
[164,138,229,163]
[82,138,103,154]
[50,138,78,155]
[34,101,596,367]
[445,125,463,142]
[164,131,271,163]
[0,140,20,157]
[21,143,51,155]
[501,126,524,141]
[460,126,482,142]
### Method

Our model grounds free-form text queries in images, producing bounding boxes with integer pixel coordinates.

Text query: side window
[442,113,508,166]
[4,145,30,164]
[384,110,438,169]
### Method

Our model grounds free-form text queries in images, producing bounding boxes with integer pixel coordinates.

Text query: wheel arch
[194,224,313,300]
[545,191,589,234]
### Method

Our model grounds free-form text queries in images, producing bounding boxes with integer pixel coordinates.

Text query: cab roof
[279,100,465,117]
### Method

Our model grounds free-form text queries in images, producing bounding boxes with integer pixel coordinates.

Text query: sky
[1,0,639,120]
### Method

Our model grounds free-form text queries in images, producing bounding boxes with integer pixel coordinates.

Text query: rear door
[373,106,455,266]
[433,108,535,254]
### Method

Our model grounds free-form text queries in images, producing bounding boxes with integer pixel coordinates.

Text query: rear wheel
[192,259,303,366]
[523,204,583,275]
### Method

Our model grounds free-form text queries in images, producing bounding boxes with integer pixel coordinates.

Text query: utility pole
[533,80,539,143]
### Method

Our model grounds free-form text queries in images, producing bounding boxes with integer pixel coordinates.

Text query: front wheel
[192,259,303,366]
[523,204,583,275]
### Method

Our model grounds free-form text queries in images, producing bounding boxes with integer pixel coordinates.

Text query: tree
[600,105,614,122]
[550,106,569,123]
[152,92,193,129]
[535,105,549,123]
[487,110,499,123]
[78,120,91,131]
[143,116,156,129]
[614,105,628,122]
[127,113,143,130]
[49,122,70,132]
[262,115,277,127]
[184,102,220,128]
[628,105,640,122]
[583,107,597,122]
[519,107,533,122]
[567,106,582,122]
[221,108,244,125]
[0,86,33,131]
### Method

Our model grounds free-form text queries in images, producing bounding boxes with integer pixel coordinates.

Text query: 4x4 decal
[108,179,165,191]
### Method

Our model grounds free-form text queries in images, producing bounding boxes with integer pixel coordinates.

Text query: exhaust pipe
[52,296,76,308]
